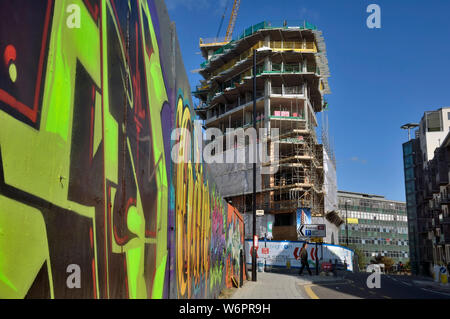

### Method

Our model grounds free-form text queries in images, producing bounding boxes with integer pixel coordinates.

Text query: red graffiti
[293,247,299,259]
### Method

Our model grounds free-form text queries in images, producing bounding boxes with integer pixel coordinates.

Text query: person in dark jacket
[297,242,312,276]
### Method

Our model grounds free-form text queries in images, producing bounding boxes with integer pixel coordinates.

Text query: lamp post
[400,123,419,141]
[389,203,397,247]
[345,200,351,246]
[252,48,257,282]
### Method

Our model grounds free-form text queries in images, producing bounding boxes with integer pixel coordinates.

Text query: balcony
[440,193,450,205]
[271,86,305,96]
[201,40,319,76]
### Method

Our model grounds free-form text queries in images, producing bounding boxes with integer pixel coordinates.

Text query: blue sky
[165,0,450,201]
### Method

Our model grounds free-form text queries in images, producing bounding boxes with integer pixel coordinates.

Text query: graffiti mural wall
[0,0,244,299]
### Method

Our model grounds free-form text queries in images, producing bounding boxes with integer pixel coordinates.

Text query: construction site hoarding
[0,0,245,299]
[246,240,354,272]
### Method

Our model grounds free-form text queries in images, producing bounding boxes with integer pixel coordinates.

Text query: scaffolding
[262,105,324,216]
[195,21,330,240]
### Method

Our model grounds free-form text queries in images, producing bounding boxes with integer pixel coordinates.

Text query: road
[301,272,450,299]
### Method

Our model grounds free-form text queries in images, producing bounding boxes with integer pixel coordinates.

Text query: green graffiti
[0,0,244,299]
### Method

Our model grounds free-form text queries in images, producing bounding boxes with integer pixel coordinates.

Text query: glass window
[406,180,415,194]
[403,142,413,156]
[405,167,414,180]
[427,111,442,132]
[403,155,414,168]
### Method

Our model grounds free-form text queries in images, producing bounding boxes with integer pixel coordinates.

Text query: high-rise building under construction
[193,21,341,242]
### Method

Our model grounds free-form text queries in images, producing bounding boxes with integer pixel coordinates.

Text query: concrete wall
[419,108,450,163]
[321,148,339,244]
[0,0,244,299]
[311,216,339,245]
[323,148,337,213]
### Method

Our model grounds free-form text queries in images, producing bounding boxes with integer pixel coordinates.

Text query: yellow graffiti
[175,97,214,298]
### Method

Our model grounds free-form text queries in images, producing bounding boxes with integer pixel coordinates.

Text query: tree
[404,260,411,271]
[370,254,394,273]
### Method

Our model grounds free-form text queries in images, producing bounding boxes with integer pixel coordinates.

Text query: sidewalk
[229,270,345,299]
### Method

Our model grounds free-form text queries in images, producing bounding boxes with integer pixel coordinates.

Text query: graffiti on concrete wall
[0,0,244,299]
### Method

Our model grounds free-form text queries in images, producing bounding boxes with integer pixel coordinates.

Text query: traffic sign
[297,224,326,238]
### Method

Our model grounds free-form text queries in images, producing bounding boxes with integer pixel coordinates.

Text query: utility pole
[252,49,257,282]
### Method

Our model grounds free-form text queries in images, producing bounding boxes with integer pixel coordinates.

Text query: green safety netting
[201,20,318,68]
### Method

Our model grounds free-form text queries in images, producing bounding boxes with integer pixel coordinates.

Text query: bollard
[433,265,441,283]
[440,266,448,285]
[258,260,264,272]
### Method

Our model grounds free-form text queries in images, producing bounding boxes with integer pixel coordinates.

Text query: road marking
[369,291,376,295]
[304,284,319,299]
[399,281,412,286]
[420,288,450,297]
[382,295,392,299]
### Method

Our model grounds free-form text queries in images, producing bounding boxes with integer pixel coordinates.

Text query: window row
[344,210,407,222]
[343,236,408,246]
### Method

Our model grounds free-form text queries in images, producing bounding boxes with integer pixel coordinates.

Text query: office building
[338,191,409,268]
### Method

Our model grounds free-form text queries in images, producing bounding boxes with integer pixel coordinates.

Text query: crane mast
[225,0,241,42]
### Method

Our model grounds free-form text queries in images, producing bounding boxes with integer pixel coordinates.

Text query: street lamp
[400,123,419,141]
[389,203,397,244]
[251,48,257,282]
[345,200,351,246]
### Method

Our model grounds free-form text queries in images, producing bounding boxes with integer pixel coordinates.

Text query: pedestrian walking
[297,242,312,276]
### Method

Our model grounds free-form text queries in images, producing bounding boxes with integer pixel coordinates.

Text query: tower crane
[224,0,241,42]
[210,0,241,44]
[199,0,241,58]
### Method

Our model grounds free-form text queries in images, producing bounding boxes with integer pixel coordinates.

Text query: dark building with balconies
[402,107,450,276]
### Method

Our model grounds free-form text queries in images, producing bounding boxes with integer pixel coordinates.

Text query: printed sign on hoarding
[245,240,354,271]
[296,208,311,239]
